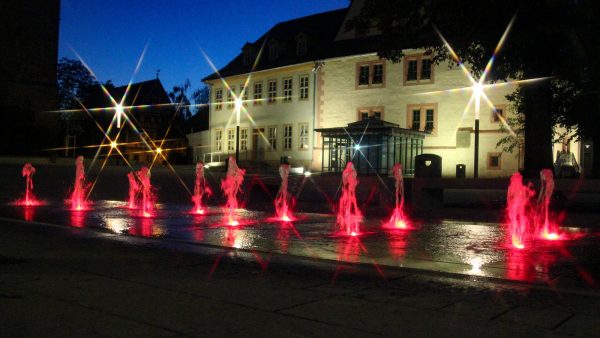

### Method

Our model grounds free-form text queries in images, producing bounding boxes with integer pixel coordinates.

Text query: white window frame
[253,82,263,105]
[283,124,292,150]
[267,126,277,151]
[299,75,309,100]
[227,87,235,108]
[240,128,249,151]
[299,123,309,150]
[214,129,223,152]
[215,88,223,110]
[226,128,235,152]
[268,80,277,104]
[283,78,293,102]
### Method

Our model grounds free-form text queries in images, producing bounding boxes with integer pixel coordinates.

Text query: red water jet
[384,163,410,230]
[506,172,535,249]
[537,169,560,240]
[221,157,245,226]
[126,171,139,209]
[192,161,212,215]
[16,163,42,207]
[136,167,155,217]
[68,156,91,211]
[274,164,294,222]
[336,162,362,236]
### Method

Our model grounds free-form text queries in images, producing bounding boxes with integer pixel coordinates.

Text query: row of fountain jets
[17,156,559,249]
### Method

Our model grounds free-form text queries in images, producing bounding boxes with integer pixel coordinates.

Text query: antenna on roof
[156,69,161,79]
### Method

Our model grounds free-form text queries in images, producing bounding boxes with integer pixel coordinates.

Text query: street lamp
[473,83,484,178]
[234,97,243,163]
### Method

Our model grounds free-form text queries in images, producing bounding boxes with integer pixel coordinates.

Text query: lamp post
[234,97,242,163]
[473,83,483,178]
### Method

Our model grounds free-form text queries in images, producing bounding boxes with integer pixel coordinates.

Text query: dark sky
[59,0,349,94]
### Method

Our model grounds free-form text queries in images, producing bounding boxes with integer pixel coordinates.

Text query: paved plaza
[1,164,600,337]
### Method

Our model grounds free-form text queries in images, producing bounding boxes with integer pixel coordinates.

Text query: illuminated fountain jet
[136,167,155,217]
[221,157,245,226]
[337,162,362,236]
[17,163,41,207]
[274,163,293,222]
[384,163,410,230]
[126,171,140,209]
[506,172,535,249]
[537,169,559,240]
[192,161,212,215]
[69,156,90,211]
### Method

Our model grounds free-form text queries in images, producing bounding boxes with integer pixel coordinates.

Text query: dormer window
[242,42,254,66]
[296,33,307,56]
[269,44,279,61]
[243,50,251,66]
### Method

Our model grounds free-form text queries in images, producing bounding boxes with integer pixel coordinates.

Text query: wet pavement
[1,199,599,290]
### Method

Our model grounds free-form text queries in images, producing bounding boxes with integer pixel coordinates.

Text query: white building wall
[319,53,521,177]
[206,63,316,167]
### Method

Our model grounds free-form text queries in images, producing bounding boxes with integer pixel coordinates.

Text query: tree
[57,57,98,137]
[350,0,600,177]
[168,79,194,120]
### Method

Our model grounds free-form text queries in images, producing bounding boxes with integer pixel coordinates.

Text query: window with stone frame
[215,88,223,110]
[299,123,309,150]
[491,104,507,123]
[356,61,386,88]
[357,107,384,121]
[403,54,435,85]
[283,124,292,150]
[407,104,438,135]
[240,128,248,151]
[488,152,502,169]
[227,87,235,108]
[253,82,263,105]
[240,85,248,105]
[299,75,309,100]
[283,78,293,102]
[227,128,235,152]
[214,129,223,152]
[268,80,277,104]
[267,126,277,150]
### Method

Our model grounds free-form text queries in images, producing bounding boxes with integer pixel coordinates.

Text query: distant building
[84,79,188,165]
[202,0,579,177]
[0,0,61,154]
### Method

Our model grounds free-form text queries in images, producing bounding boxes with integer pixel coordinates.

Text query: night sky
[59,0,349,94]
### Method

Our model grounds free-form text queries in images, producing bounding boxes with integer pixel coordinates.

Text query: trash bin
[415,154,442,178]
[456,164,466,178]
[413,154,443,210]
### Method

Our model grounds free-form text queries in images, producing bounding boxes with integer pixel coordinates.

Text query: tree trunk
[522,81,554,179]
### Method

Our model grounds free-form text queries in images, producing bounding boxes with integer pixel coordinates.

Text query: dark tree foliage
[350,0,600,177]
[168,79,194,120]
[57,57,99,137]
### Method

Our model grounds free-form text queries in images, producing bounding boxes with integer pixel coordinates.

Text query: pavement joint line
[274,311,385,336]
[271,292,340,313]
[489,304,519,320]
[2,215,600,297]
[550,312,576,330]
[20,287,186,336]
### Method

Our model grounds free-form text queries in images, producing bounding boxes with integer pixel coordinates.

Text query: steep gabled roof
[203,8,382,81]
[86,79,173,109]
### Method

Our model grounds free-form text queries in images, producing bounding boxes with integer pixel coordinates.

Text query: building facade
[202,2,578,177]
